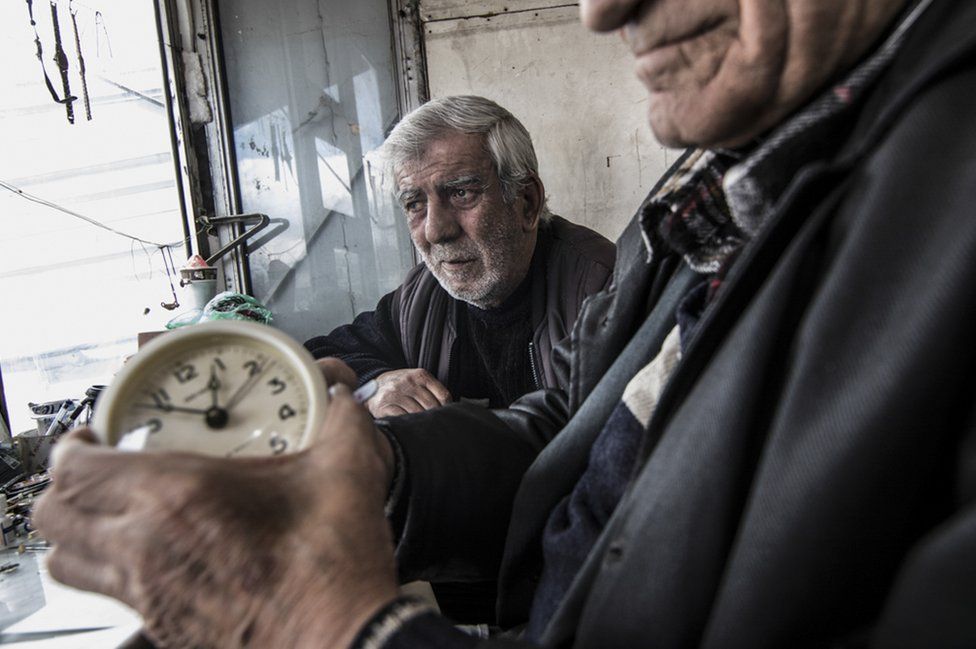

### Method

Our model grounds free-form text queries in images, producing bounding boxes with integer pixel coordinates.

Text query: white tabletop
[0,547,141,648]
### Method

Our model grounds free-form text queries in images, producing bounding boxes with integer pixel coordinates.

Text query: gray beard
[418,204,529,309]
[423,242,520,309]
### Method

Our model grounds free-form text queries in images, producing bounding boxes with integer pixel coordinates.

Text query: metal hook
[159,246,180,310]
[198,213,271,266]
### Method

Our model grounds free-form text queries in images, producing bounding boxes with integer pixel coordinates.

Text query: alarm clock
[92,320,328,457]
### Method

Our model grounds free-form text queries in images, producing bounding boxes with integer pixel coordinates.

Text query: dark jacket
[383,1,976,646]
[305,215,614,391]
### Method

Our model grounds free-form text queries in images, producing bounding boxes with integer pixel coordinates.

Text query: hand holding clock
[34,364,398,649]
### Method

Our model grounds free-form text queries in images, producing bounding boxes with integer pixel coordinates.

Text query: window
[214,0,416,343]
[0,0,187,434]
[1,0,420,435]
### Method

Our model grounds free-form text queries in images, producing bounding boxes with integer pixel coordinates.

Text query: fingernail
[328,384,345,398]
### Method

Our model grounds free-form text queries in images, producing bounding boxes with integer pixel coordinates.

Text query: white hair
[381,95,551,220]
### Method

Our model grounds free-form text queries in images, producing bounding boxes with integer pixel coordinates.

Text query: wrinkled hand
[367,368,451,418]
[34,384,398,649]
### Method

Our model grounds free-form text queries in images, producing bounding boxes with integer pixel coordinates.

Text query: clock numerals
[149,388,172,410]
[269,434,288,455]
[173,363,199,384]
[100,322,324,457]
[278,404,296,420]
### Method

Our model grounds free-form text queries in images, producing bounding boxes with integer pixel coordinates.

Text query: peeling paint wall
[419,0,674,241]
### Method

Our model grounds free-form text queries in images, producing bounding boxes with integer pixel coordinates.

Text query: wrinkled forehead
[392,132,495,192]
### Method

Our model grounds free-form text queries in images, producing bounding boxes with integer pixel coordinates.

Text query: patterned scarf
[638,0,934,288]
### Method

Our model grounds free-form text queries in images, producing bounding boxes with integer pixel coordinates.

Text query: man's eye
[451,188,478,205]
[404,200,425,214]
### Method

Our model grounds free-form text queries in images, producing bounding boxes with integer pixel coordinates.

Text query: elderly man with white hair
[305,95,614,421]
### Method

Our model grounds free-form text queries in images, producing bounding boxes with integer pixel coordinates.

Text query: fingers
[44,531,131,602]
[306,384,378,453]
[369,369,452,416]
[578,0,639,32]
[36,444,150,605]
[367,400,412,418]
[368,392,430,415]
[323,384,376,435]
[49,427,100,469]
[387,368,450,406]
[35,482,137,553]
[43,443,149,516]
[315,358,358,389]
[423,374,451,408]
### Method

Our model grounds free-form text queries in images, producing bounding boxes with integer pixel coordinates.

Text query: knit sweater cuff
[349,597,478,649]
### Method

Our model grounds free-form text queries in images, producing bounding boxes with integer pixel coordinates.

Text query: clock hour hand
[183,365,222,404]
[209,365,221,409]
[134,402,210,415]
[182,385,210,402]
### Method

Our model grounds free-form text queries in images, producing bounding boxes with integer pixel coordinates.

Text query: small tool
[352,380,378,404]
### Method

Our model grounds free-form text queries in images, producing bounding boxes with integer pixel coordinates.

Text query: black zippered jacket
[304,215,614,392]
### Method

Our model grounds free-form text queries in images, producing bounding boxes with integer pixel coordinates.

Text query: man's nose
[425,200,461,243]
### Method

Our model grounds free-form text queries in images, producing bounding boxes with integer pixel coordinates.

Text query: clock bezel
[92,320,329,454]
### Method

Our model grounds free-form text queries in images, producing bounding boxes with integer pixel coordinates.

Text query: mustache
[427,242,479,263]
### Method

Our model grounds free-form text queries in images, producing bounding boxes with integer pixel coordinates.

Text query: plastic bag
[201,291,273,324]
[165,292,272,329]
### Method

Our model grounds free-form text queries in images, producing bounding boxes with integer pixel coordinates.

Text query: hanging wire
[94,9,112,58]
[66,0,102,15]
[0,178,190,249]
[131,237,154,282]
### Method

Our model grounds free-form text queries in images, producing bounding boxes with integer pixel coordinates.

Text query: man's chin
[647,93,771,149]
[440,279,495,309]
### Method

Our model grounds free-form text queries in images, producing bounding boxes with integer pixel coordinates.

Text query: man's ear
[518,173,545,232]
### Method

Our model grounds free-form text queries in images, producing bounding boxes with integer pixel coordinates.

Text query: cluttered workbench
[0,380,179,648]
[0,280,286,649]
[0,547,141,647]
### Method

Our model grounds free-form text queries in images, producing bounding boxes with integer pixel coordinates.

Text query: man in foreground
[305,95,614,419]
[35,0,976,647]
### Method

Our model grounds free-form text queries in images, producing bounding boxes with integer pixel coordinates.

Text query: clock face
[93,321,327,458]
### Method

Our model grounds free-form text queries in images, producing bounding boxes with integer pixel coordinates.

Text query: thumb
[325,383,375,433]
[315,358,358,389]
[303,384,393,502]
[50,427,101,469]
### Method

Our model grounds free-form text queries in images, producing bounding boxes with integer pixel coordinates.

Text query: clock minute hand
[183,367,222,404]
[224,360,275,411]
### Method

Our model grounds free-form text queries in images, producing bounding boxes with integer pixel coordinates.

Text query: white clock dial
[93,321,328,457]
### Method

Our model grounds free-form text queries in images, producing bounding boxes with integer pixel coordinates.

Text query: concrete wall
[418,0,675,241]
